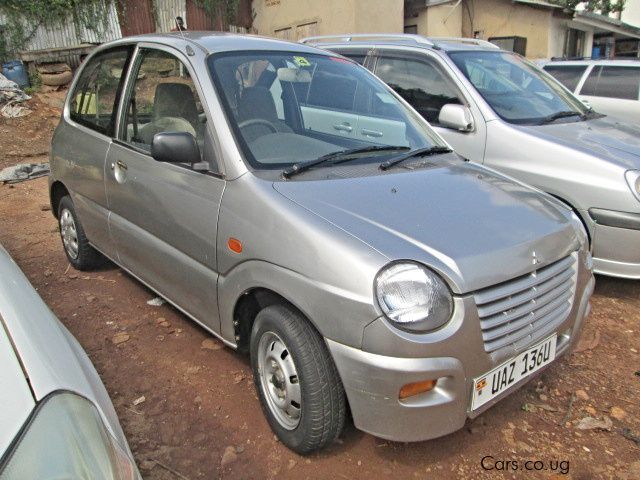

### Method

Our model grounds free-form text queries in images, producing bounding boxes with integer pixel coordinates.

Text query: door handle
[361,128,383,138]
[333,123,353,133]
[116,160,128,171]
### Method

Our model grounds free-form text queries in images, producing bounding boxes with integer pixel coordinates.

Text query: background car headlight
[375,262,453,332]
[0,392,140,480]
[625,170,640,202]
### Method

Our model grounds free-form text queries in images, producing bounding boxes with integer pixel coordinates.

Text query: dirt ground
[0,91,639,480]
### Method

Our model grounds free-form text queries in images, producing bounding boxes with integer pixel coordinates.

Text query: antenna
[175,16,186,39]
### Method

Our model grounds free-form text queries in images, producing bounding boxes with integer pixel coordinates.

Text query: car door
[371,50,487,162]
[104,44,225,332]
[59,46,134,260]
[578,65,640,125]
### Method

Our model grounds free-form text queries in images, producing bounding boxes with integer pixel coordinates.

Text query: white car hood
[0,318,35,456]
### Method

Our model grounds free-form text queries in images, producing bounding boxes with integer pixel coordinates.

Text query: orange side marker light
[399,379,437,400]
[228,238,243,253]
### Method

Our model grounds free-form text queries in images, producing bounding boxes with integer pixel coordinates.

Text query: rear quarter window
[542,65,588,92]
[69,47,132,136]
[580,65,640,100]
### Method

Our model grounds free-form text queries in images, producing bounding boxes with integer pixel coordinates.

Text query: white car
[542,59,640,125]
[0,244,140,479]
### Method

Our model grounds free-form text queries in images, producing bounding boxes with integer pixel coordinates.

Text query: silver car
[49,33,593,453]
[313,34,640,279]
[541,59,640,125]
[0,244,140,479]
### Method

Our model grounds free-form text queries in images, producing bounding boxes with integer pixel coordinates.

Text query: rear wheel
[250,304,346,454]
[58,196,102,270]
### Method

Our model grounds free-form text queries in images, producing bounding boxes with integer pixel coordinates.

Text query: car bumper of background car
[326,257,594,443]
[589,208,640,279]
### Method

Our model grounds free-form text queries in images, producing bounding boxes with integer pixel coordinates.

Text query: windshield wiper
[379,145,453,171]
[282,145,410,179]
[538,110,585,125]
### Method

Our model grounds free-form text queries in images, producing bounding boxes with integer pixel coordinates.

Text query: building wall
[461,0,554,58]
[404,2,463,37]
[548,14,594,58]
[252,0,404,41]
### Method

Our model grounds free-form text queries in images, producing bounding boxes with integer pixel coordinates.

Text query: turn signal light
[228,238,243,253]
[399,379,437,400]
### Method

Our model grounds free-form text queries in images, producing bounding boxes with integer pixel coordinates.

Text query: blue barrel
[2,60,30,88]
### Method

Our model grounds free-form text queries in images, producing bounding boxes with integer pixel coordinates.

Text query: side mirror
[151,131,201,166]
[438,104,474,132]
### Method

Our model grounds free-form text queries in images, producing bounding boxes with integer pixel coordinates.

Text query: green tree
[551,0,626,14]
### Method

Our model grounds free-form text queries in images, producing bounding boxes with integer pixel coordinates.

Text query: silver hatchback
[50,33,593,453]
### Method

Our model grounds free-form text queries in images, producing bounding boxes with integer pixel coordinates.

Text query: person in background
[172,16,187,32]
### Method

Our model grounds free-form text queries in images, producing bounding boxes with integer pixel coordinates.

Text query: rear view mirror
[151,132,202,167]
[438,104,474,132]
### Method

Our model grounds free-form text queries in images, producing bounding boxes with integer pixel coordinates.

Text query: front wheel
[250,305,346,454]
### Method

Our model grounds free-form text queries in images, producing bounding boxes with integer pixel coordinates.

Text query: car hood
[0,244,130,452]
[273,163,578,293]
[0,319,35,456]
[518,116,640,169]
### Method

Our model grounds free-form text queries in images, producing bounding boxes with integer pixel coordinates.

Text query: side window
[579,66,601,96]
[121,49,205,154]
[543,65,588,92]
[581,66,640,100]
[70,47,131,136]
[375,56,463,124]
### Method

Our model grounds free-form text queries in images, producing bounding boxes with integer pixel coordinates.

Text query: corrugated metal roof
[512,0,564,9]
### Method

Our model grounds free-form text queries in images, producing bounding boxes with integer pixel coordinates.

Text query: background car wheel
[58,195,103,270]
[250,304,346,454]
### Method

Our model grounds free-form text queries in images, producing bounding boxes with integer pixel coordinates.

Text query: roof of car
[543,59,640,67]
[107,31,331,55]
[300,34,502,53]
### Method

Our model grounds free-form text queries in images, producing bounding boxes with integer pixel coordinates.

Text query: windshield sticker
[293,56,311,67]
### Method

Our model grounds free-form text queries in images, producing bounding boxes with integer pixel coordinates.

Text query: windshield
[208,51,444,170]
[448,51,588,125]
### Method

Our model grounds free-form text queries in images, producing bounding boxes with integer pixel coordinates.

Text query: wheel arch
[50,181,70,219]
[232,287,305,354]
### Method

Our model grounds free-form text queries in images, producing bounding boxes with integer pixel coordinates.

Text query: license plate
[471,334,557,411]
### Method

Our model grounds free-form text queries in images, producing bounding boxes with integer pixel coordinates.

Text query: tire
[250,304,346,454]
[57,195,102,270]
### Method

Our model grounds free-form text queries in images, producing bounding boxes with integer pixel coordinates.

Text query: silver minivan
[314,34,640,279]
[50,33,593,453]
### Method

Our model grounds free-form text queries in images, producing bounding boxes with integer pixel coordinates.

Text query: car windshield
[208,51,444,170]
[448,51,588,125]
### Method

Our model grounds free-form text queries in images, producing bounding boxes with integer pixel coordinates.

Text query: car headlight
[375,262,453,332]
[625,170,640,202]
[0,392,140,480]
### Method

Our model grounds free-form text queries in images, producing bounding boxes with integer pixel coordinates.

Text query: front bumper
[589,208,640,278]
[327,253,594,443]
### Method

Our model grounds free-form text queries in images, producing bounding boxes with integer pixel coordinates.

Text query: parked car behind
[541,59,640,125]
[0,244,140,479]
[311,34,640,279]
[50,33,594,453]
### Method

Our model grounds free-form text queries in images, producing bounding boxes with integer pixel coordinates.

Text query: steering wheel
[238,118,278,133]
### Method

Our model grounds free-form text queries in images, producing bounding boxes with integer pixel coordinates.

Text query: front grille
[474,253,577,353]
